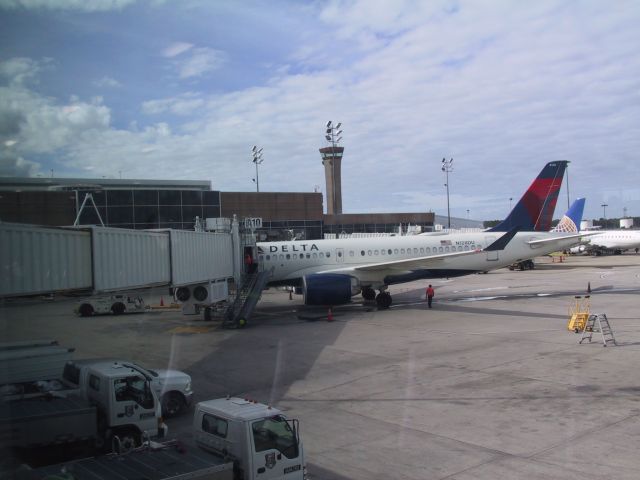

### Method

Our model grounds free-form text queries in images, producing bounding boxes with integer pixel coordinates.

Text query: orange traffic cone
[327,308,334,322]
[160,296,164,307]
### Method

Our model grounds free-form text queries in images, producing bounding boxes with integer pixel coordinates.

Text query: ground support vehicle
[508,259,535,270]
[1,360,166,453]
[195,397,306,480]
[64,359,193,418]
[75,294,147,317]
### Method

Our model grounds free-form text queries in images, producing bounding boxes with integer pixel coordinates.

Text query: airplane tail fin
[551,197,585,233]
[489,161,568,232]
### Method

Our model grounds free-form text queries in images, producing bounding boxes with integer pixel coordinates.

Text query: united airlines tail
[551,197,585,233]
[489,160,568,232]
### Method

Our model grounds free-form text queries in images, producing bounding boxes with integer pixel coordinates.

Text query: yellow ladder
[567,295,590,333]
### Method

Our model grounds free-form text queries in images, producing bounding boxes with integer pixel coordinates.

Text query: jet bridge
[0,221,240,298]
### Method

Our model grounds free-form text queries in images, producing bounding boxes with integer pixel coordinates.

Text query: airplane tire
[376,292,392,309]
[362,287,376,300]
[79,304,94,317]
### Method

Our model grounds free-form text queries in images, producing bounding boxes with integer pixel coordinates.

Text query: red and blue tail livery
[489,161,568,232]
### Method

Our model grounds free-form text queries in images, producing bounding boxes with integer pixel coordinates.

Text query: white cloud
[142,93,204,116]
[176,47,225,79]
[0,57,46,86]
[93,76,122,88]
[0,0,137,11]
[162,42,193,58]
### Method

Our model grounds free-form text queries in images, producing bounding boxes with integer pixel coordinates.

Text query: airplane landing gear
[376,291,392,309]
[362,287,376,301]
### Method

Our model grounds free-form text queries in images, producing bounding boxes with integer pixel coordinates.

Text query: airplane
[571,229,640,255]
[256,162,585,309]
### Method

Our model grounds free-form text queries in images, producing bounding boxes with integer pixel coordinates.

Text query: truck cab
[194,397,305,480]
[64,361,166,448]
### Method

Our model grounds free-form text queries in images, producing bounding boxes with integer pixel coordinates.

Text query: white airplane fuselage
[258,231,581,289]
[586,230,640,252]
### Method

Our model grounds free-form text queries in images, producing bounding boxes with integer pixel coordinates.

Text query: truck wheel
[162,392,185,417]
[113,429,141,453]
[79,303,94,317]
[111,302,126,315]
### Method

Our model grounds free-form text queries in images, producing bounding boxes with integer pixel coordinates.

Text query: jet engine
[302,274,360,306]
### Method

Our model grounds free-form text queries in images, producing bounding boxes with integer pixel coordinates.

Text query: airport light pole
[252,146,263,192]
[601,203,608,229]
[441,158,453,229]
[325,121,343,213]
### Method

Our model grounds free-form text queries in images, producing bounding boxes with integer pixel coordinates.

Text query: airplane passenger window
[349,251,354,257]
[445,247,449,252]
[286,254,290,259]
[388,249,392,255]
[458,246,463,251]
[361,250,365,256]
[401,249,405,254]
[367,250,372,256]
[414,248,418,254]
[439,247,443,253]
[326,252,330,257]
[300,254,304,259]
[313,253,317,258]
[266,255,271,260]
[319,252,324,258]
[381,250,385,255]
[394,249,399,254]
[279,254,284,260]
[374,250,379,255]
[420,248,424,253]
[426,247,430,253]
[306,254,310,259]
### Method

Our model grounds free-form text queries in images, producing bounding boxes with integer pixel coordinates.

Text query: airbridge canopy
[0,223,236,298]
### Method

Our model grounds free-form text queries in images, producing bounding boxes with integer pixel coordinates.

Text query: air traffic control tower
[320,121,344,215]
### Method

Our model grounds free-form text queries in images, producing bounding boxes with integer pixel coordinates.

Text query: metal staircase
[223,268,273,328]
[579,313,617,347]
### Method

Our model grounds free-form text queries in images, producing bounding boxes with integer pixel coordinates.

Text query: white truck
[64,359,194,417]
[9,397,306,480]
[75,294,147,317]
[1,360,167,452]
[195,397,306,480]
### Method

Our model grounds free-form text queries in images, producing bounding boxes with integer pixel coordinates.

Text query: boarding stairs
[223,268,273,328]
[579,313,617,347]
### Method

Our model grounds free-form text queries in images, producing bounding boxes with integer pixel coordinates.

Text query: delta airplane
[572,229,640,255]
[257,161,585,309]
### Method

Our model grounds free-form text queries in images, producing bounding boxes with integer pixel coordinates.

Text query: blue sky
[1,0,639,222]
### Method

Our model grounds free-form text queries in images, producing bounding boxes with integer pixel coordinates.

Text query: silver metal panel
[91,227,171,292]
[170,230,234,286]
[0,223,92,297]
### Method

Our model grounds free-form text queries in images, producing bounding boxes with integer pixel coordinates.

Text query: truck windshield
[252,415,298,459]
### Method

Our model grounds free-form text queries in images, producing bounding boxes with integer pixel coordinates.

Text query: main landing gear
[362,286,392,309]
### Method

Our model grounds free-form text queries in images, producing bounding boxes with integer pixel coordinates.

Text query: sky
[1,0,639,222]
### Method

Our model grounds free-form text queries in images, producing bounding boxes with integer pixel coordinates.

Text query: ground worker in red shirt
[426,284,435,308]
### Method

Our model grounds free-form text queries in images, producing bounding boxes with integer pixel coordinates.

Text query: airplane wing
[318,227,519,274]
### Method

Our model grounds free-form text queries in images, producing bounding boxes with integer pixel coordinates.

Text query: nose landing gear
[375,290,392,309]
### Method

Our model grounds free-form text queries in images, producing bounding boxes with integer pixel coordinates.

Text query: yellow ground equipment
[568,295,590,332]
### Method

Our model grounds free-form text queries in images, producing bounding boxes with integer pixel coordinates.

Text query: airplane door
[485,236,499,261]
[336,248,345,263]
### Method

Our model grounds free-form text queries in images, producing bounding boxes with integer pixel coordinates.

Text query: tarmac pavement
[1,253,640,479]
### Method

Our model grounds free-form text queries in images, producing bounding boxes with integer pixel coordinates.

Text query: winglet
[485,226,520,251]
